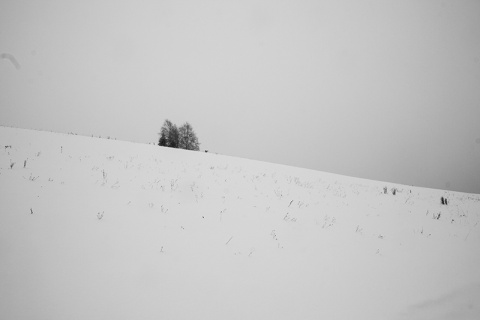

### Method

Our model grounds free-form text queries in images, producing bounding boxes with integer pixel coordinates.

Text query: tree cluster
[158,120,200,151]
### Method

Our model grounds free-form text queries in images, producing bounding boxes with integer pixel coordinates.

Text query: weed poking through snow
[322,215,336,228]
[441,196,448,205]
[355,225,363,234]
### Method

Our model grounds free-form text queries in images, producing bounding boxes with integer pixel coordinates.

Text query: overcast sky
[1,0,479,194]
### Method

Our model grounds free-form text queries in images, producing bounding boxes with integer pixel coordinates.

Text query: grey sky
[1,0,479,194]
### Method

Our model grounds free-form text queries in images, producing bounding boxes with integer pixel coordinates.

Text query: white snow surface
[1,126,480,320]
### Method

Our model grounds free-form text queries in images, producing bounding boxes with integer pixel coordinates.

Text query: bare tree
[178,122,200,151]
[158,119,179,148]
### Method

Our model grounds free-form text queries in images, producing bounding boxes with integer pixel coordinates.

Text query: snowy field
[1,126,479,320]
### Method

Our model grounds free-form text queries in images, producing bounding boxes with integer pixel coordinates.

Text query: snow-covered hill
[1,126,479,320]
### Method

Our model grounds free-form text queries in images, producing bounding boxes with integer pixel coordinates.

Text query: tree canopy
[158,119,179,148]
[178,122,200,151]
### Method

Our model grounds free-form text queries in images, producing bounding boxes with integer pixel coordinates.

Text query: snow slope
[1,126,479,320]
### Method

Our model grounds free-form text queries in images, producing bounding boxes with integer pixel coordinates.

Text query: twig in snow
[225,236,233,245]
[355,225,363,234]
[271,230,278,240]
